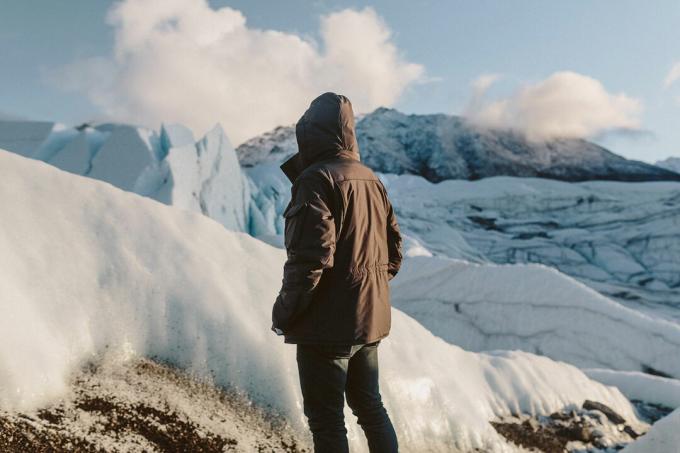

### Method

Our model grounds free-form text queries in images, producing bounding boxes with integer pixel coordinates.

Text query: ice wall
[0,120,254,234]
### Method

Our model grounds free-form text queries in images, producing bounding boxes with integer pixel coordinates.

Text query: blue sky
[1,0,679,162]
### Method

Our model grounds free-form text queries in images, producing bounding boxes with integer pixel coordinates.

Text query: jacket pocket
[283,201,308,249]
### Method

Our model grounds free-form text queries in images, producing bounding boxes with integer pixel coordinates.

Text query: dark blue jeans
[296,341,398,453]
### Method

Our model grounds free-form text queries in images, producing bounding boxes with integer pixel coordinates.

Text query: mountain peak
[237,108,680,183]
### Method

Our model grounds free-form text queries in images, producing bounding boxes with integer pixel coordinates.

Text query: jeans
[296,341,398,453]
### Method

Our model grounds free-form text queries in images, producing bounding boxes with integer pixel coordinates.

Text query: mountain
[656,156,680,174]
[237,107,680,183]
[1,148,653,452]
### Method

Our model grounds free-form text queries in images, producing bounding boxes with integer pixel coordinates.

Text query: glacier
[0,120,252,233]
[0,149,649,452]
[621,408,680,453]
[378,174,680,321]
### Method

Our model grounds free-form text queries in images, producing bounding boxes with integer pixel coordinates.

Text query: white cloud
[464,71,642,141]
[53,0,424,144]
[663,62,680,88]
[471,73,502,94]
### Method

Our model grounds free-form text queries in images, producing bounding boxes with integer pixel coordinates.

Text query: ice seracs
[0,119,253,234]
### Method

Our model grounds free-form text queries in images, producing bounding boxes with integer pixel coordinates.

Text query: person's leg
[296,344,352,453]
[345,341,398,452]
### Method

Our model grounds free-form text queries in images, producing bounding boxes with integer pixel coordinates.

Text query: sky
[1,0,679,162]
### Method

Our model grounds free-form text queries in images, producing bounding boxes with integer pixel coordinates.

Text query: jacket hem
[283,331,389,345]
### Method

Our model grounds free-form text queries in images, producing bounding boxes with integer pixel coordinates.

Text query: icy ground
[379,174,680,323]
[621,408,680,453]
[0,149,653,452]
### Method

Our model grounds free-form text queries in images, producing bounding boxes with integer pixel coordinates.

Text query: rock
[583,400,627,425]
[624,425,640,439]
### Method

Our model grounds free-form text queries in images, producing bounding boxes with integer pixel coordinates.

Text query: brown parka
[272,92,403,345]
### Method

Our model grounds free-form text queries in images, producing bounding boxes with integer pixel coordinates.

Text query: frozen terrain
[379,174,680,322]
[390,254,680,378]
[621,408,680,453]
[0,149,650,452]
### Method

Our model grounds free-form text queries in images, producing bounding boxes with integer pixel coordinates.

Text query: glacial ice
[621,408,680,453]
[0,149,646,452]
[390,253,680,377]
[0,119,256,235]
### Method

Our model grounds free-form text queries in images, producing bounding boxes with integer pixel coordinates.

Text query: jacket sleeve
[385,188,403,281]
[272,174,336,331]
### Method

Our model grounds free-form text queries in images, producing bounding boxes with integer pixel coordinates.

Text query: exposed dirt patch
[0,358,310,453]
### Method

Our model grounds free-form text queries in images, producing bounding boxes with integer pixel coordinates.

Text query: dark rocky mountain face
[237,107,680,183]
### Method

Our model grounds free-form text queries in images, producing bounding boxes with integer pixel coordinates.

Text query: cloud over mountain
[465,71,642,141]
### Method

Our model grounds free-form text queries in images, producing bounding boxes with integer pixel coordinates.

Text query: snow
[390,253,680,377]
[585,369,680,409]
[655,156,680,174]
[0,149,646,452]
[376,172,680,322]
[621,408,680,453]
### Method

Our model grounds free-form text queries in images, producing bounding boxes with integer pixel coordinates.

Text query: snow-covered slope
[236,107,680,183]
[584,369,680,409]
[655,156,680,174]
[0,120,251,232]
[391,254,680,378]
[621,408,680,453]
[0,149,646,452]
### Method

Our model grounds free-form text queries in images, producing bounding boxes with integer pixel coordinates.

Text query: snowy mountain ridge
[656,156,680,174]
[236,107,680,183]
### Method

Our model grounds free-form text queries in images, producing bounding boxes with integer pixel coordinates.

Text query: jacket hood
[281,92,360,183]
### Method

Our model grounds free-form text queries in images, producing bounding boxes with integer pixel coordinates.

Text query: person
[271,92,403,452]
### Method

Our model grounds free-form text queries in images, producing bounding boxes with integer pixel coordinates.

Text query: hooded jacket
[272,92,403,344]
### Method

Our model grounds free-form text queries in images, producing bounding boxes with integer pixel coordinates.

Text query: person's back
[272,92,402,452]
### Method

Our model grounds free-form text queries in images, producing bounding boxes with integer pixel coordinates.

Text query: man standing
[272,92,402,452]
